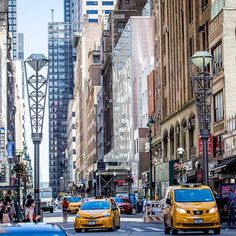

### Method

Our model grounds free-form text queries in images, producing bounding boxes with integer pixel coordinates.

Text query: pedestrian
[2,207,10,223]
[24,194,32,206]
[227,188,236,227]
[61,197,69,223]
[23,199,40,223]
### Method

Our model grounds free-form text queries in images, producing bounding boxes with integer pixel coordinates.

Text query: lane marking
[117,229,126,232]
[128,227,144,231]
[146,227,163,231]
[61,227,75,230]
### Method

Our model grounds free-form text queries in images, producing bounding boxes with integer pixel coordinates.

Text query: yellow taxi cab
[74,197,120,232]
[163,184,220,235]
[67,196,82,214]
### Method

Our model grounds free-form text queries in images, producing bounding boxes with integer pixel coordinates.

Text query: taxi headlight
[75,213,81,218]
[176,207,187,214]
[209,207,218,214]
[103,212,110,218]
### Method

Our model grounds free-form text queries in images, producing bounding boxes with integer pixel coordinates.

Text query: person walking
[23,199,40,223]
[62,197,69,223]
[227,188,236,227]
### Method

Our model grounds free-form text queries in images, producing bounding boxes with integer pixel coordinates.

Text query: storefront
[155,162,169,199]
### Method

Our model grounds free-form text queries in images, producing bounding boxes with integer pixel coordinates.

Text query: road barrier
[143,200,164,223]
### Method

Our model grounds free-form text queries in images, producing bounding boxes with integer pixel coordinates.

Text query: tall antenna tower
[51,9,54,22]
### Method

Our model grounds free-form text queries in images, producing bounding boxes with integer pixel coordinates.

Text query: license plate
[88,221,96,225]
[194,219,203,224]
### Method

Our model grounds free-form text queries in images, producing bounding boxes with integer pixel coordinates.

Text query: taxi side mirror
[166,198,172,205]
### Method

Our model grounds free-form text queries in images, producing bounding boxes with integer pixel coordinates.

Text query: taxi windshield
[174,189,214,202]
[80,201,110,210]
[115,198,130,203]
[67,197,81,202]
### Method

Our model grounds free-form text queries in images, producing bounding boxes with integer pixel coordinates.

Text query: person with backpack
[227,188,236,227]
[62,197,69,223]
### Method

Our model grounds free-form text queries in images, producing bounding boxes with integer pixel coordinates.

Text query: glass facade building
[48,21,74,196]
[8,0,17,60]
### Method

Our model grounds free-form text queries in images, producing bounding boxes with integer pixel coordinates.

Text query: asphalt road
[43,210,236,236]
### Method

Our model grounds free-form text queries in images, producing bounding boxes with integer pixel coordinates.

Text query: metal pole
[202,57,209,186]
[34,141,41,217]
[201,131,209,185]
[99,172,101,196]
[17,172,21,221]
[149,128,153,200]
[128,175,131,202]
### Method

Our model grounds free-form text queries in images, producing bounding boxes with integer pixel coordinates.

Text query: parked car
[0,223,68,235]
[163,183,221,235]
[74,197,120,232]
[114,197,132,214]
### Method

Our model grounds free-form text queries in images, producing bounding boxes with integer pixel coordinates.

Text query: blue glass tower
[48,2,74,195]
[8,0,17,59]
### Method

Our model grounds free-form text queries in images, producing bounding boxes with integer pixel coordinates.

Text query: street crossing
[60,222,164,233]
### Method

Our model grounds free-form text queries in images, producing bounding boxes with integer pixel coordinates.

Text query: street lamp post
[176,147,187,185]
[113,172,117,197]
[177,147,185,162]
[190,51,213,186]
[147,116,155,200]
[24,54,49,218]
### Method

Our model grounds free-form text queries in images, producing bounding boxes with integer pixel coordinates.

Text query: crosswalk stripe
[128,227,144,231]
[62,227,75,230]
[146,227,163,231]
[117,229,126,232]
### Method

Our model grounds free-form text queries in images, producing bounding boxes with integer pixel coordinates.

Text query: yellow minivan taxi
[74,197,120,232]
[163,184,220,235]
[67,196,82,214]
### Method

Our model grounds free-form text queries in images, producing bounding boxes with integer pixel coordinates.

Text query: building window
[162,34,166,55]
[161,0,165,23]
[214,90,224,122]
[86,10,98,14]
[89,18,98,23]
[104,10,111,14]
[212,43,222,75]
[163,98,167,117]
[117,22,125,33]
[213,134,224,157]
[102,1,113,5]
[86,1,98,5]
[202,0,208,10]
[163,66,167,87]
[188,0,193,24]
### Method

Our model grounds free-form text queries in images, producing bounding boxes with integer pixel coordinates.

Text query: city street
[43,210,236,236]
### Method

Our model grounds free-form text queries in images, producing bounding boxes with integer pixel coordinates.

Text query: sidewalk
[221,223,236,229]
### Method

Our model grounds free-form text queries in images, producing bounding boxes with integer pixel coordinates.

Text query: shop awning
[211,156,236,171]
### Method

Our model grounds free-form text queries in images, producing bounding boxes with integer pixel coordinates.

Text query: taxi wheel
[214,228,221,234]
[75,228,82,233]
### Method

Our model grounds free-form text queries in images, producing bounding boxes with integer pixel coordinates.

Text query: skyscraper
[71,0,117,32]
[48,20,74,196]
[17,33,24,60]
[8,0,17,60]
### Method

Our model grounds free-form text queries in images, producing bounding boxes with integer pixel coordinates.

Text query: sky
[18,0,63,182]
